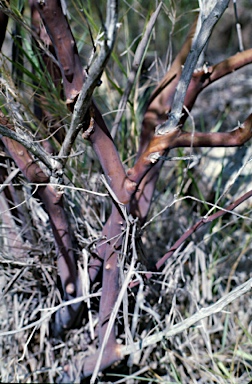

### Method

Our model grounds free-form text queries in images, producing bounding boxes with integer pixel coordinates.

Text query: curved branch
[128,113,252,186]
[183,48,252,115]
[172,113,252,148]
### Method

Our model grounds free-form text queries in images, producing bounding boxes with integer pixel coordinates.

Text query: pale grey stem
[233,0,244,51]
[58,0,119,166]
[157,0,230,135]
[121,276,252,357]
[0,124,58,173]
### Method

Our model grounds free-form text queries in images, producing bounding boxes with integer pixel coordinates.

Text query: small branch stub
[148,151,161,164]
[82,105,95,140]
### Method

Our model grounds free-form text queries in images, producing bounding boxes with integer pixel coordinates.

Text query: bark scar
[82,105,95,140]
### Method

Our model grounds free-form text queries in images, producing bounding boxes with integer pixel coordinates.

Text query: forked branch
[156,0,230,135]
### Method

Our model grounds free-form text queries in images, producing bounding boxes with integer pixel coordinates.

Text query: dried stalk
[111,2,162,138]
[122,277,252,356]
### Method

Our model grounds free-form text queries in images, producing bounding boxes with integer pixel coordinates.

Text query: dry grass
[1,102,252,383]
[1,1,252,383]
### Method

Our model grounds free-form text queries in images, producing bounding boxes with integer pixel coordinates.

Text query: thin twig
[0,124,57,173]
[111,2,162,138]
[0,293,100,337]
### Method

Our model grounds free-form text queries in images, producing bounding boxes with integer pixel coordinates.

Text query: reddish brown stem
[130,19,198,221]
[85,104,137,204]
[138,18,198,157]
[0,114,81,331]
[172,114,252,148]
[98,208,121,347]
[183,48,252,118]
[130,161,163,224]
[67,207,124,379]
[82,106,134,376]
[30,0,84,106]
[131,43,252,222]
[128,114,252,189]
[88,216,110,283]
[30,4,66,146]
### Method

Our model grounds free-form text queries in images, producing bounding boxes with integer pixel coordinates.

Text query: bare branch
[128,112,252,187]
[171,113,252,148]
[156,0,230,135]
[59,0,119,166]
[0,122,56,173]
[183,48,252,115]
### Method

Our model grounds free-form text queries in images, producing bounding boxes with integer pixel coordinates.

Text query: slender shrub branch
[59,0,119,166]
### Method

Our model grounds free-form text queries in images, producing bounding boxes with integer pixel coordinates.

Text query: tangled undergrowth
[1,69,252,383]
[0,1,252,383]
